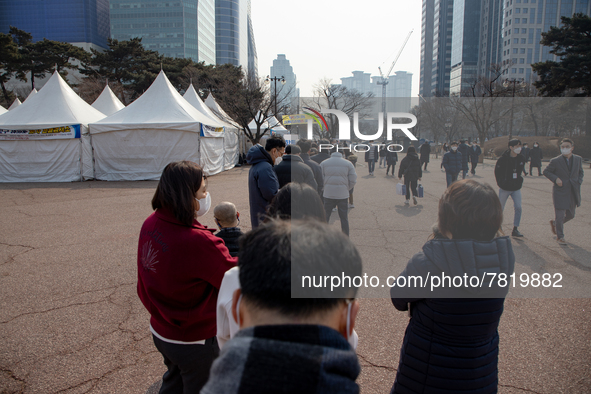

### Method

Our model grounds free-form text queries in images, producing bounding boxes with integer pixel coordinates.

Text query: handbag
[396,183,406,196]
[418,183,424,198]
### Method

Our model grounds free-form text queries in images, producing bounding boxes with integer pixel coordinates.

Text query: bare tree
[303,78,374,139]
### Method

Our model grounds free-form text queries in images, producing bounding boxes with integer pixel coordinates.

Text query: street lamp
[265,75,286,117]
[503,78,526,140]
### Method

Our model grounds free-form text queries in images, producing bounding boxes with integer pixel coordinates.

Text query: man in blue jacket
[441,141,462,187]
[246,136,285,228]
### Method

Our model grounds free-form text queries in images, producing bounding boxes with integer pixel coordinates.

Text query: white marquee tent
[90,71,229,180]
[8,98,21,110]
[0,105,6,116]
[184,86,240,171]
[0,71,105,182]
[24,88,37,102]
[91,84,125,116]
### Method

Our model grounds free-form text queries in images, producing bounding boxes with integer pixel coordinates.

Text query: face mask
[534,145,538,148]
[195,192,211,217]
[513,147,522,154]
[451,146,457,151]
[561,148,571,156]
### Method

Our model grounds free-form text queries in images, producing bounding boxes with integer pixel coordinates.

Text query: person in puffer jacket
[245,136,285,228]
[390,179,515,394]
[441,141,462,187]
[398,146,422,205]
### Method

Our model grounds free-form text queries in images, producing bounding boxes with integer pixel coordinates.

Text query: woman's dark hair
[266,183,326,222]
[437,179,503,242]
[407,146,416,154]
[151,161,204,226]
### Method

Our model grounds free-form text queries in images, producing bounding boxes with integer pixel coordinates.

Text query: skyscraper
[0,0,110,51]
[247,0,258,77]
[109,0,216,64]
[500,0,590,82]
[270,54,299,113]
[478,0,504,81]
[449,0,482,95]
[215,0,256,75]
[420,0,454,97]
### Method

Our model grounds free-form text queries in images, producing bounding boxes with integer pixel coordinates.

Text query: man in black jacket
[468,141,482,175]
[213,202,244,257]
[297,139,324,196]
[274,145,318,190]
[457,139,470,179]
[521,143,531,176]
[494,139,526,237]
[311,139,331,164]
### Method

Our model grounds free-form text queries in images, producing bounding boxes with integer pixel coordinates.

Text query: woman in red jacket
[137,161,237,393]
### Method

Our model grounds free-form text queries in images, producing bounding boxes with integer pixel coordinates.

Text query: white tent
[24,89,37,102]
[90,70,227,180]
[0,105,6,116]
[8,98,21,110]
[184,86,240,171]
[91,84,125,116]
[205,93,241,128]
[0,71,105,182]
[266,115,289,135]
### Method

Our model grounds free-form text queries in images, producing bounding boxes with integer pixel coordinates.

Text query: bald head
[214,201,239,228]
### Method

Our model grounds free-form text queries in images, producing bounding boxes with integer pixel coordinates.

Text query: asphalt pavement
[0,155,589,393]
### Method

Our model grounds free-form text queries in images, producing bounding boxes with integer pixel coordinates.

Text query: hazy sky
[250,0,423,97]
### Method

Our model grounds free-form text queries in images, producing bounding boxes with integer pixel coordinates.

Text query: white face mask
[534,145,538,148]
[561,147,572,156]
[195,192,211,217]
[513,147,522,154]
[451,146,457,151]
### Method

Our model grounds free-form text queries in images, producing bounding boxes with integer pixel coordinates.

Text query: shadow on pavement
[394,204,423,217]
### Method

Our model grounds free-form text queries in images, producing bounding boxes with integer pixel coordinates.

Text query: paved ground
[0,156,590,393]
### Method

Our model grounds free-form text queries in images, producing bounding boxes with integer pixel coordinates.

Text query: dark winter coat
[494,150,526,191]
[273,155,318,190]
[246,144,279,228]
[442,150,462,175]
[215,227,244,258]
[364,145,379,162]
[379,147,387,157]
[521,147,531,162]
[301,153,324,196]
[457,142,470,169]
[468,144,482,163]
[386,150,398,166]
[398,152,422,181]
[311,151,331,164]
[529,146,543,167]
[390,236,515,394]
[543,154,584,209]
[419,143,431,163]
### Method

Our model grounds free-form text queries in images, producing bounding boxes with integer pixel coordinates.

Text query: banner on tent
[282,114,311,125]
[283,134,299,145]
[0,124,81,140]
[200,124,224,137]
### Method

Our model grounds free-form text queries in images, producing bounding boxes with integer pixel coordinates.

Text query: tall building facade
[247,0,258,77]
[0,0,110,51]
[500,0,591,82]
[419,0,454,97]
[478,0,504,80]
[215,0,255,75]
[109,0,216,64]
[270,54,299,113]
[449,0,482,95]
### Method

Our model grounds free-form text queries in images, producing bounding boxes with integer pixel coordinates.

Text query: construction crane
[377,29,413,139]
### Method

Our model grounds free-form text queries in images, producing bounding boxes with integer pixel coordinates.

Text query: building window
[522,18,527,23]
[520,58,525,63]
[521,38,526,43]
[523,8,528,13]
[515,28,520,33]
[514,38,519,43]
[512,58,518,63]
[512,68,517,73]
[519,68,524,73]
[522,28,527,33]
[516,8,521,13]
[513,48,518,53]
[520,48,526,53]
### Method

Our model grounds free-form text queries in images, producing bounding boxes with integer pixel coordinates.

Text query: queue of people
[135,135,583,393]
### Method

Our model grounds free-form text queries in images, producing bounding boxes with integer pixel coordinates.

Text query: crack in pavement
[0,367,27,393]
[498,383,543,393]
[0,298,109,324]
[357,353,397,371]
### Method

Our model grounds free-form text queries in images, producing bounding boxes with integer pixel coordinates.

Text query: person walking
[379,145,387,168]
[457,139,470,179]
[468,140,482,175]
[137,161,237,393]
[365,142,379,176]
[543,138,584,245]
[389,179,514,394]
[398,146,422,206]
[419,141,431,171]
[442,142,449,153]
[494,139,526,237]
[385,145,398,177]
[529,142,543,176]
[521,143,531,176]
[245,136,285,228]
[297,139,324,196]
[441,141,462,187]
[320,147,357,235]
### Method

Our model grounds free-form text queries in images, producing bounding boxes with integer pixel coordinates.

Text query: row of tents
[0,70,254,182]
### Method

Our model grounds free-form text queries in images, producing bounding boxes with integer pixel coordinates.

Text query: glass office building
[215,0,252,74]
[449,0,481,95]
[0,0,110,50]
[109,0,216,64]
